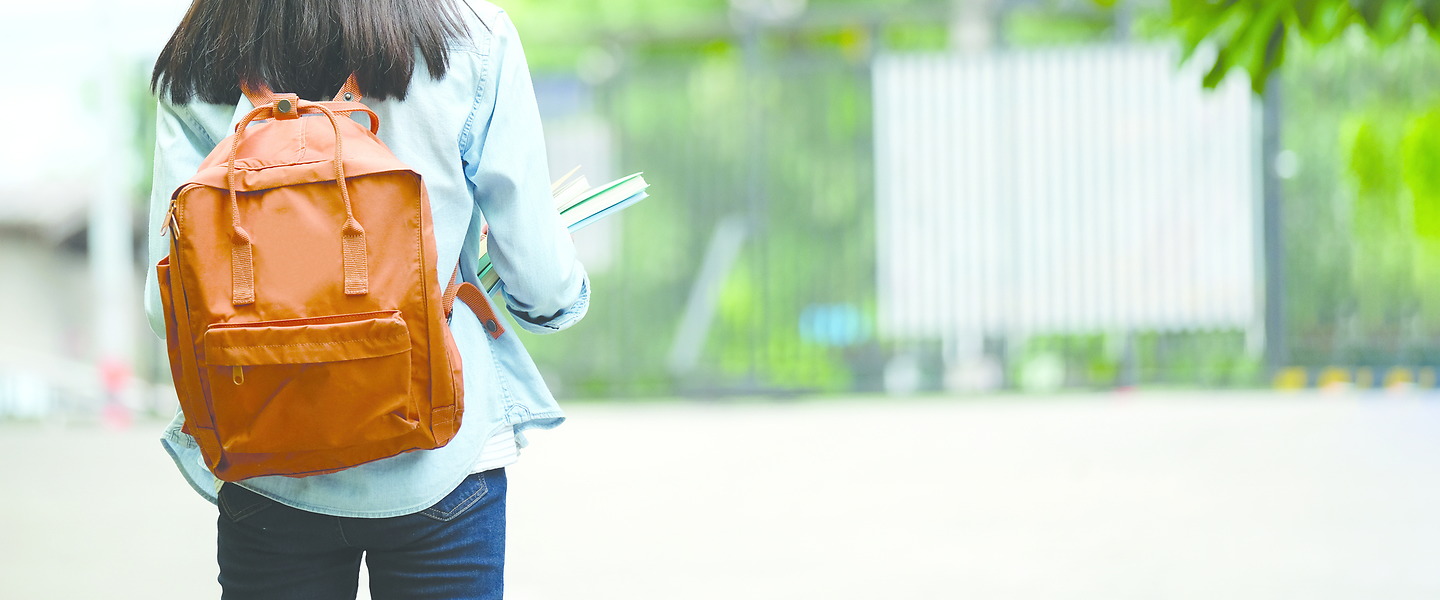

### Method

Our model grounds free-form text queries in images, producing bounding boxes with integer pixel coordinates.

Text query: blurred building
[0,0,185,418]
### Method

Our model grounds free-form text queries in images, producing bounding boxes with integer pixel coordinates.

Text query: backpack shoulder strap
[242,74,364,107]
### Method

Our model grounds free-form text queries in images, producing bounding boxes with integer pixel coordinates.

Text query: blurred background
[5,0,1440,598]
[10,0,1440,410]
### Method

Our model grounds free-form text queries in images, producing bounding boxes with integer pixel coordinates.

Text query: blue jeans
[216,469,506,600]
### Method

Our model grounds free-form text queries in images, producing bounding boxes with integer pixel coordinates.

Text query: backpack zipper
[160,200,180,237]
[208,310,400,329]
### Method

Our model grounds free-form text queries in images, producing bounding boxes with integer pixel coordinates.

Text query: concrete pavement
[3,392,1439,599]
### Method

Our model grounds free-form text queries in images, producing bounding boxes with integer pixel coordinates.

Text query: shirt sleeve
[143,101,218,340]
[459,10,589,335]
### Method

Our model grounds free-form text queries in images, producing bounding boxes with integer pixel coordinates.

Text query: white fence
[874,45,1260,341]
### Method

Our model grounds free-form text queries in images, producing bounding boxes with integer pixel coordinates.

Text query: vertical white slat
[1074,49,1094,333]
[1037,49,1061,332]
[941,53,963,336]
[1171,48,1196,332]
[928,56,946,334]
[1012,51,1034,335]
[980,53,1003,336]
[1126,48,1152,331]
[1057,49,1082,333]
[1083,46,1107,333]
[1093,46,1116,332]
[951,54,974,340]
[1144,48,1167,331]
[1170,46,1195,330]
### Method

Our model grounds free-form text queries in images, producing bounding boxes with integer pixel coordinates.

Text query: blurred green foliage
[498,0,948,395]
[1343,112,1413,328]
[1006,6,1116,45]
[1402,106,1440,323]
[1152,0,1440,93]
[1277,33,1440,366]
[504,0,952,70]
[520,44,878,394]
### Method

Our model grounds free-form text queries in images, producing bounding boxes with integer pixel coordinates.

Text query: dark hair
[152,0,471,104]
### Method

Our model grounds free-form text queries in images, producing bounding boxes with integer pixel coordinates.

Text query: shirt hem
[230,418,524,519]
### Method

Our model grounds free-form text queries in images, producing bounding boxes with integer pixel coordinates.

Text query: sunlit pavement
[3,392,1440,599]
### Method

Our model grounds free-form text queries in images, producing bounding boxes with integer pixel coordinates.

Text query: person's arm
[143,100,220,340]
[460,10,589,334]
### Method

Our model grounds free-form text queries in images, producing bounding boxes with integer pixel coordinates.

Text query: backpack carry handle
[315,102,382,135]
[225,99,371,305]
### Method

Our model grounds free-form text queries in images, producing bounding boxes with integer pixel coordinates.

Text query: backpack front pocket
[202,310,417,454]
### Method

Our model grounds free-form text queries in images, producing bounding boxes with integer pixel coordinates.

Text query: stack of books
[477,168,650,293]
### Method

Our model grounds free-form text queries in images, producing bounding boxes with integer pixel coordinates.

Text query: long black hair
[152,0,471,104]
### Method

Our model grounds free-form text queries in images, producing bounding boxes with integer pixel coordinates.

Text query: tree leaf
[1366,1,1418,45]
[1254,22,1287,94]
[1229,1,1285,92]
[1304,1,1356,44]
[1350,0,1387,29]
[1203,47,1231,88]
[1420,0,1440,26]
[1293,0,1322,29]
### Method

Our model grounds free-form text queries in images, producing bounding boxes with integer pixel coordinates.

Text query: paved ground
[3,392,1440,599]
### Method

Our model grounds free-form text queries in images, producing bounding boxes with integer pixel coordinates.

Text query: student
[144,1,588,598]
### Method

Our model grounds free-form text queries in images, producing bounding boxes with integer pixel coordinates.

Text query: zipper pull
[160,201,179,237]
[232,366,245,385]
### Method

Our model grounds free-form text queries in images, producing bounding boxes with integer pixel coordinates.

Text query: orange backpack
[155,77,505,482]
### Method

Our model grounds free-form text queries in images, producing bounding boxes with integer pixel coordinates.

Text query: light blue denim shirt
[142,0,588,518]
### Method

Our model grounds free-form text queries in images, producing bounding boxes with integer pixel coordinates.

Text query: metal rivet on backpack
[276,99,292,113]
[484,320,498,333]
[343,92,354,101]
